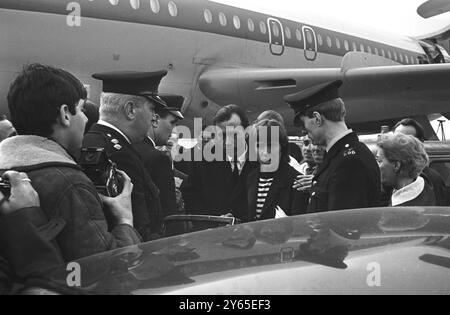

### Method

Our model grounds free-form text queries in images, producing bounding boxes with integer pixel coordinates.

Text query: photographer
[0,64,141,262]
[0,171,66,294]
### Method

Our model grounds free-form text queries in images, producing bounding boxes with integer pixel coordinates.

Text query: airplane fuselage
[0,0,443,131]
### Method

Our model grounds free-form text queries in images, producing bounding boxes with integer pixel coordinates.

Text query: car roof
[49,207,450,295]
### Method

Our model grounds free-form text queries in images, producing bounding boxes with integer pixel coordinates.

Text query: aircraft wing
[417,0,450,18]
[199,57,450,125]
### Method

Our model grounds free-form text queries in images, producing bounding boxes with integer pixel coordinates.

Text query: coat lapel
[246,168,259,220]
[259,163,290,218]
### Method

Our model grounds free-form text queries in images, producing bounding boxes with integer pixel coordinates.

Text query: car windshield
[48,207,450,295]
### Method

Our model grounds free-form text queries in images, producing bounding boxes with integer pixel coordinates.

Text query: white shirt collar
[97,120,131,144]
[147,136,156,148]
[326,129,353,152]
[227,148,247,173]
[391,176,425,206]
[227,149,247,164]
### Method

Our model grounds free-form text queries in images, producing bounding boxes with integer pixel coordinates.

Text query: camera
[0,177,11,198]
[79,148,123,197]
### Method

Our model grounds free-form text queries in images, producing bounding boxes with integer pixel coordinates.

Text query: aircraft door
[302,26,317,61]
[267,18,285,56]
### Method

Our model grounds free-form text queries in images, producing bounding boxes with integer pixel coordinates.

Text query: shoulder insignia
[111,139,119,145]
[343,148,356,157]
[107,134,112,138]
[114,144,122,151]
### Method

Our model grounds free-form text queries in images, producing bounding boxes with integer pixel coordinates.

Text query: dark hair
[7,64,87,137]
[213,104,249,129]
[393,118,426,142]
[83,100,100,134]
[254,119,290,164]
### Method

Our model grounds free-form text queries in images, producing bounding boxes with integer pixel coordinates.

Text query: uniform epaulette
[343,144,356,158]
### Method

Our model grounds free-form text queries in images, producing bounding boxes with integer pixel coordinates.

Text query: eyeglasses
[302,139,311,146]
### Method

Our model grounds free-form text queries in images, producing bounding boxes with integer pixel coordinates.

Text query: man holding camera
[0,64,141,262]
[83,71,166,241]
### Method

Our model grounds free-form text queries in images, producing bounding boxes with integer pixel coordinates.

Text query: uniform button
[311,192,316,197]
[313,181,317,186]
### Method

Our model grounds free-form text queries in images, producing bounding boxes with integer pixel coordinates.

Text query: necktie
[232,160,240,183]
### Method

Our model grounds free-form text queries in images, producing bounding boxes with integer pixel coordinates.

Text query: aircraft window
[150,0,160,13]
[405,55,409,63]
[360,43,365,52]
[109,0,119,5]
[168,1,177,17]
[399,53,403,62]
[233,15,241,29]
[260,21,267,34]
[219,12,227,26]
[306,31,313,44]
[296,29,302,42]
[317,34,323,46]
[130,0,139,9]
[272,23,280,37]
[393,51,398,61]
[335,38,341,49]
[204,9,212,24]
[326,36,332,48]
[381,49,385,57]
[374,47,379,55]
[368,46,372,54]
[344,40,349,51]
[285,27,292,39]
[248,18,255,32]
[352,42,357,51]
[388,51,392,59]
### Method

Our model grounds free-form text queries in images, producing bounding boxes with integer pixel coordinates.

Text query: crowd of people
[0,64,448,294]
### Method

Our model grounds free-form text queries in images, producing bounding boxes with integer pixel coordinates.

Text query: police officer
[83,71,167,241]
[135,94,184,218]
[285,80,381,213]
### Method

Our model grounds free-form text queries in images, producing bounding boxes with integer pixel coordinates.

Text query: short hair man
[393,118,426,142]
[0,64,141,261]
[285,80,381,212]
[299,135,316,175]
[393,118,447,206]
[182,105,258,221]
[0,115,17,142]
[83,71,166,241]
[135,95,184,218]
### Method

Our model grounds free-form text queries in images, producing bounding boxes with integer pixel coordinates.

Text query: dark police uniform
[136,138,177,218]
[307,132,381,212]
[84,124,163,241]
[284,80,381,213]
[83,71,169,241]
[135,94,184,219]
